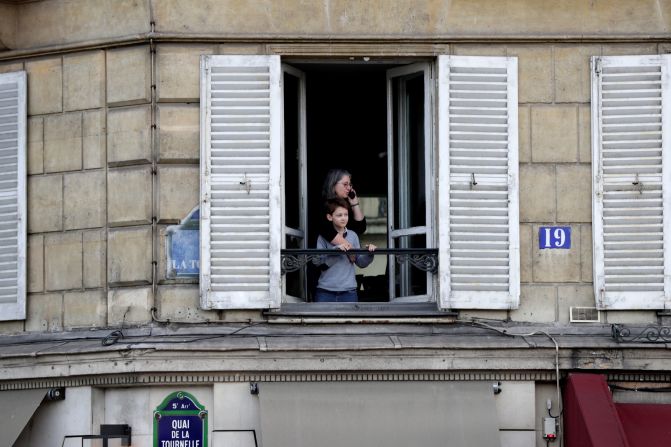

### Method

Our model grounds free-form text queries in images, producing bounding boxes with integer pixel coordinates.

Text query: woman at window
[320,168,366,248]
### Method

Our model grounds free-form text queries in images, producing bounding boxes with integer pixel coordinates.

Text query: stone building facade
[1,1,671,446]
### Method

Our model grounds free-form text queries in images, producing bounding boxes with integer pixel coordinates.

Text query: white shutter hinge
[594,58,602,77]
[594,174,603,198]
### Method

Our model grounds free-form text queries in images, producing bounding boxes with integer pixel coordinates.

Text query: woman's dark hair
[324,198,350,215]
[321,168,351,200]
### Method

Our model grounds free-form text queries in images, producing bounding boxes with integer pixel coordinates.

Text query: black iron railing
[281,248,439,275]
[612,324,671,343]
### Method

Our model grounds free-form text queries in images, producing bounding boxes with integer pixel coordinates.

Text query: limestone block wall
[0,42,219,334]
[0,3,17,52]
[505,42,662,326]
[1,36,670,334]
[3,0,669,51]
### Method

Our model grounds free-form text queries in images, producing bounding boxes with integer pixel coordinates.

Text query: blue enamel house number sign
[539,227,571,249]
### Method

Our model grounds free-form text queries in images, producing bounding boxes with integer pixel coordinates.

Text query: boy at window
[313,198,376,303]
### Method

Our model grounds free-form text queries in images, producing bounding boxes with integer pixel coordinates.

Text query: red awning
[616,402,671,447]
[564,373,671,447]
[564,373,629,447]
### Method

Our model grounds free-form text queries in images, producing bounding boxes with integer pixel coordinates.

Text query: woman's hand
[331,232,352,250]
[347,187,364,223]
[347,187,358,206]
[366,244,377,252]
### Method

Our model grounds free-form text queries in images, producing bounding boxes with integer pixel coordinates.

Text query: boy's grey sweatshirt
[314,229,374,292]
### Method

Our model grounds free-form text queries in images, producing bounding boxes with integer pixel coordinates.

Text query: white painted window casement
[437,55,520,310]
[0,71,27,321]
[592,55,671,310]
[592,55,671,309]
[200,55,520,310]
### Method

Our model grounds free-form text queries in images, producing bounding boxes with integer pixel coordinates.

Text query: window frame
[386,61,436,303]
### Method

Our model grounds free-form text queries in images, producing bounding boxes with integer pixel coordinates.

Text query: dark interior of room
[298,63,390,245]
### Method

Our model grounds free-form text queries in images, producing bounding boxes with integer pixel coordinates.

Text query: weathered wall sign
[166,206,200,278]
[153,391,208,447]
[539,226,571,249]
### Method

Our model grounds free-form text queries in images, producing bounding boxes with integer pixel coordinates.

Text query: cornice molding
[1,33,669,61]
[3,370,671,391]
[0,371,557,391]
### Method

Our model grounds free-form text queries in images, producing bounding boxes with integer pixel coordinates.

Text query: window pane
[285,234,305,299]
[284,72,300,229]
[393,74,426,230]
[394,234,428,297]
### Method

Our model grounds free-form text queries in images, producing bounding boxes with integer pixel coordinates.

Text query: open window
[387,62,434,302]
[200,54,519,311]
[281,64,308,303]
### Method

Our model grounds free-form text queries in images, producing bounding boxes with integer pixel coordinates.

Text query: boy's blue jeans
[314,288,358,303]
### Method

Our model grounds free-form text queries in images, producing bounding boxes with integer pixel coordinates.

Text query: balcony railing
[281,248,439,275]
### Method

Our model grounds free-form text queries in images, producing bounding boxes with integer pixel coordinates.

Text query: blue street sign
[167,229,199,276]
[154,391,208,447]
[166,206,200,278]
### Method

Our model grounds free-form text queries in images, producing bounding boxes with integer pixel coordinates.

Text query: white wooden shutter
[592,55,671,310]
[0,71,26,321]
[200,55,281,309]
[437,56,519,309]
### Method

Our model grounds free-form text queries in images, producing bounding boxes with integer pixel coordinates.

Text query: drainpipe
[149,5,159,318]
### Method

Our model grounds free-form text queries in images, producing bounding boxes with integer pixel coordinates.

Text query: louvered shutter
[592,55,671,310]
[0,72,26,321]
[200,56,281,309]
[437,56,519,309]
